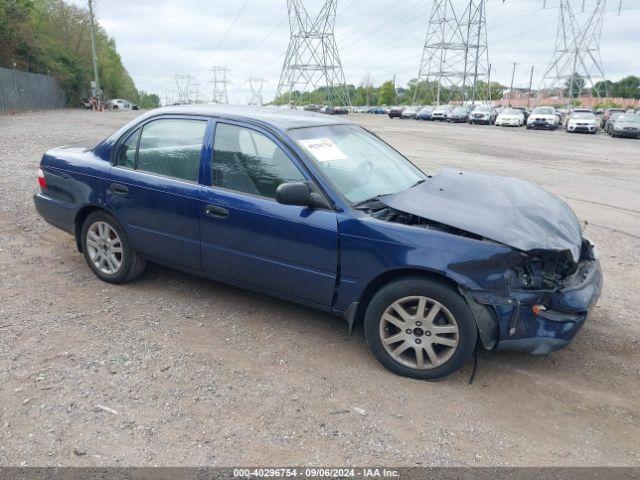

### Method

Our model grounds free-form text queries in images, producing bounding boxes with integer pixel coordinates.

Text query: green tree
[0,0,157,105]
[378,80,395,105]
[563,73,586,98]
[612,75,640,99]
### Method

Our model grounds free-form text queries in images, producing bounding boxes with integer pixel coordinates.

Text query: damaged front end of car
[362,169,603,354]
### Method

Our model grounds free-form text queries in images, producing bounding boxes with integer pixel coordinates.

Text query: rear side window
[132,119,207,182]
[212,123,306,198]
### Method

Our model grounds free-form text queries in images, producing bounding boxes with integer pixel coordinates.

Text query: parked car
[388,106,405,119]
[572,108,593,114]
[447,107,469,123]
[495,108,525,127]
[401,106,421,119]
[109,99,139,111]
[510,107,529,123]
[303,105,321,112]
[320,105,336,115]
[600,108,627,128]
[603,111,625,134]
[431,105,454,121]
[334,106,349,115]
[416,106,434,120]
[527,106,559,130]
[34,105,602,380]
[607,113,640,138]
[469,106,497,125]
[370,107,387,115]
[565,112,597,134]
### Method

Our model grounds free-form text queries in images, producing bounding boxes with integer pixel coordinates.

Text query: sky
[68,0,640,104]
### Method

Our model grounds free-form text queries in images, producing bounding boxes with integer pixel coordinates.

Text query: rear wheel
[364,277,477,380]
[81,211,146,284]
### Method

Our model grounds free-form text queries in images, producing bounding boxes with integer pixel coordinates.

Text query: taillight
[38,168,47,189]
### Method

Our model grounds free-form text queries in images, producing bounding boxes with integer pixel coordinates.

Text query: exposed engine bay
[366,202,595,292]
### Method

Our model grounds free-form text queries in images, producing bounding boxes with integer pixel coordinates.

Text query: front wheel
[364,278,477,380]
[81,211,147,284]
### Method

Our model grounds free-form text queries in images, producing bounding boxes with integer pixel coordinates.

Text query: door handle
[204,204,229,219]
[109,183,129,195]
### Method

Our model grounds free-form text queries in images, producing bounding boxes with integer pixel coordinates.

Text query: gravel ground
[0,109,639,467]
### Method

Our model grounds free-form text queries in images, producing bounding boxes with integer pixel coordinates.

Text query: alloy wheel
[86,221,123,275]
[379,296,459,370]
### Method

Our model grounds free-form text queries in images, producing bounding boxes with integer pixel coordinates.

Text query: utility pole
[276,0,350,107]
[247,77,267,106]
[209,67,230,104]
[527,65,535,108]
[88,0,101,103]
[414,0,490,105]
[487,63,492,102]
[508,62,518,107]
[537,0,608,106]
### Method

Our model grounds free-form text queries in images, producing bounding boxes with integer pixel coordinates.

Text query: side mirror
[275,182,331,209]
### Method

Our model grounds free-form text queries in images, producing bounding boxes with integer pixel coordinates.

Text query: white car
[109,99,139,111]
[431,105,454,121]
[527,106,559,130]
[495,108,525,127]
[566,112,597,134]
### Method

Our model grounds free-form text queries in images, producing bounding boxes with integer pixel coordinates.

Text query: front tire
[81,211,146,284]
[364,277,477,380]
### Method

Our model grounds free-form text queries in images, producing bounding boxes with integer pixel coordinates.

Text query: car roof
[143,104,351,131]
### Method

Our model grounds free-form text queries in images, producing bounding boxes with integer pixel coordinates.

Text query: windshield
[289,124,426,205]
[475,106,491,112]
[616,115,640,123]
[571,112,595,119]
[502,109,521,115]
[452,108,467,114]
[532,107,555,115]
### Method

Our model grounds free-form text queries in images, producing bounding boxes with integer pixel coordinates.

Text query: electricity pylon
[414,0,490,105]
[247,78,267,106]
[276,0,351,107]
[173,74,197,104]
[537,0,608,105]
[209,66,230,104]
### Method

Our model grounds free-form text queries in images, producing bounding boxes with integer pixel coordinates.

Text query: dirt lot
[1,110,639,467]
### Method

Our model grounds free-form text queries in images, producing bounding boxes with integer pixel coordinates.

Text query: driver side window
[212,123,306,198]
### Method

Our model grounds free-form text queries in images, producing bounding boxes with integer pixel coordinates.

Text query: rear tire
[81,210,146,284]
[364,277,477,380]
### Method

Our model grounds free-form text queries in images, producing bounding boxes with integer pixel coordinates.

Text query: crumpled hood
[380,168,583,262]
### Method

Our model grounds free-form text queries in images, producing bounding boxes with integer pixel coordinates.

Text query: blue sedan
[34,105,602,380]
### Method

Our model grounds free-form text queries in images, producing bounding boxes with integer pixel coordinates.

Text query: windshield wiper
[353,193,393,210]
[411,179,427,188]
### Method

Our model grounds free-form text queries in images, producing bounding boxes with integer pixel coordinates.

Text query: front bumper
[528,121,556,129]
[470,256,603,354]
[612,128,639,137]
[497,119,520,126]
[568,124,596,133]
[471,117,490,124]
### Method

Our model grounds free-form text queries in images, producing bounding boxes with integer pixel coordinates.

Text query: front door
[200,121,338,307]
[108,116,208,270]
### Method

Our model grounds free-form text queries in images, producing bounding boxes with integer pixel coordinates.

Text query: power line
[211,0,250,61]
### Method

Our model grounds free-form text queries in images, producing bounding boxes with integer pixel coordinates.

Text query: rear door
[108,116,210,270]
[200,120,338,307]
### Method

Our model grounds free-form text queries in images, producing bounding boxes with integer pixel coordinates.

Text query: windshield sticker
[298,138,348,162]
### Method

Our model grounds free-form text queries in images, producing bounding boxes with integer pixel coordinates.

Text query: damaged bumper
[469,256,603,354]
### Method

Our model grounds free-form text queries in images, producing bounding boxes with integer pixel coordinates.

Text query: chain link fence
[0,67,66,114]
